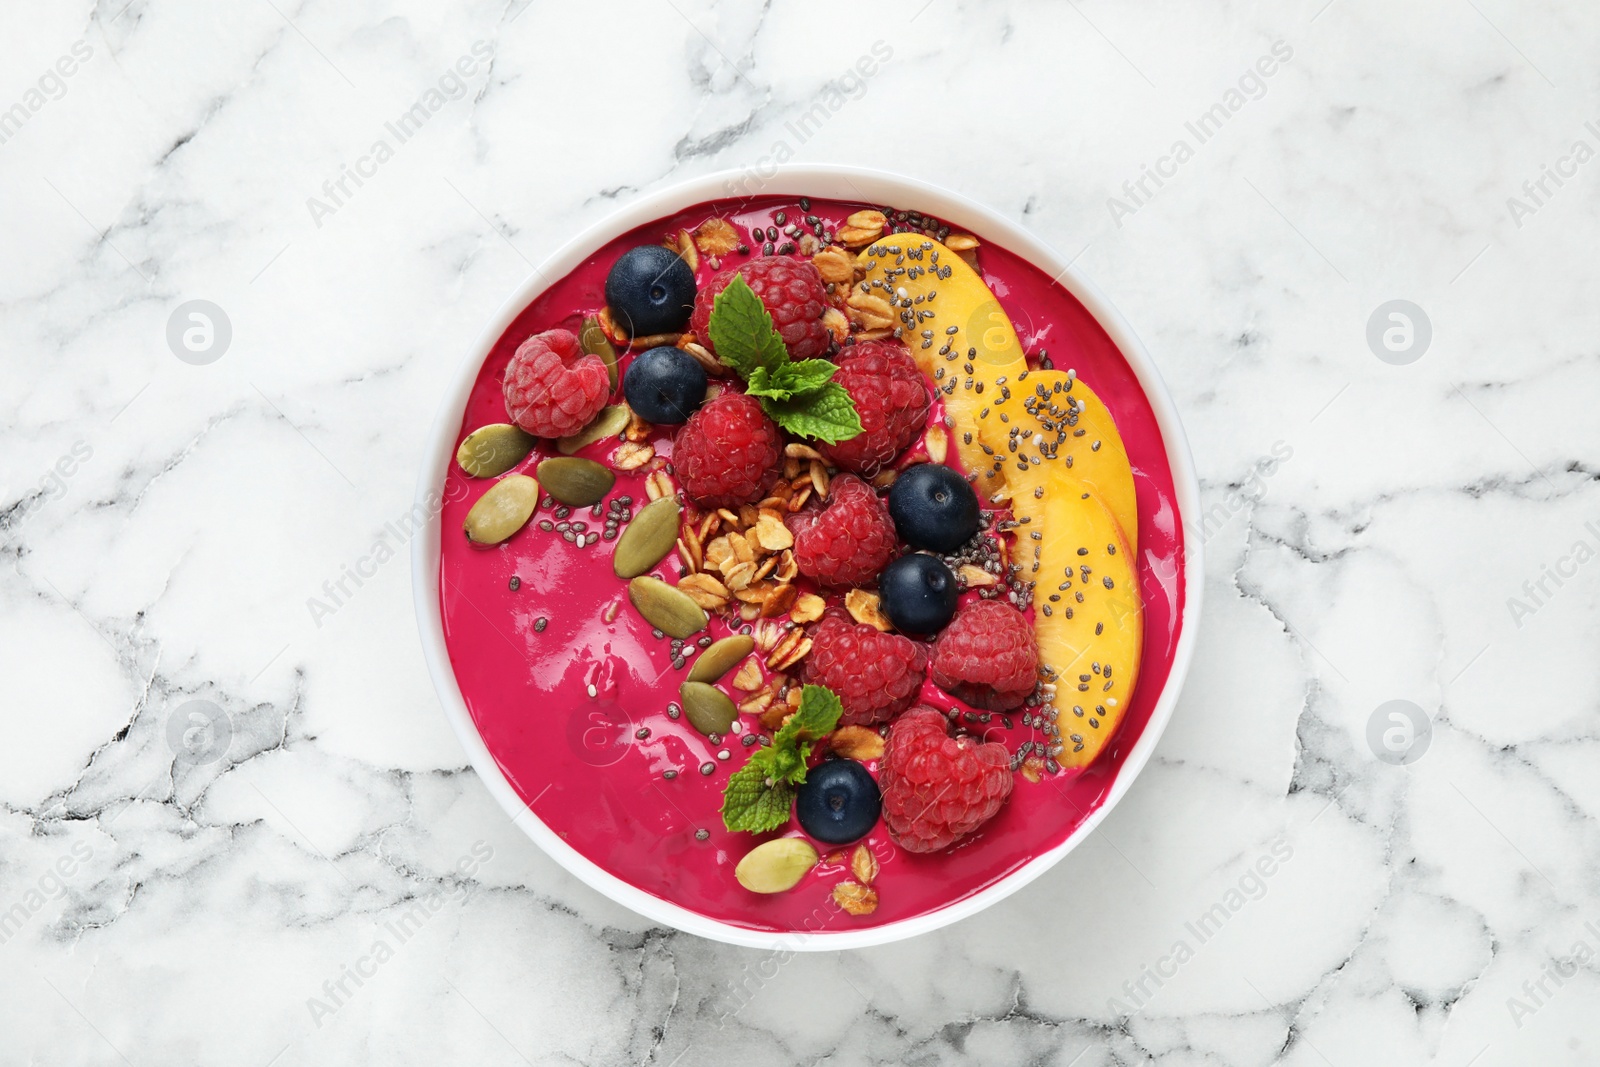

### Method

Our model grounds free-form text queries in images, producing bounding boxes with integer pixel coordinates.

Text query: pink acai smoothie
[438,196,1186,933]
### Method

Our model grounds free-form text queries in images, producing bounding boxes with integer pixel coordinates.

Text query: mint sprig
[707,277,863,445]
[720,685,845,833]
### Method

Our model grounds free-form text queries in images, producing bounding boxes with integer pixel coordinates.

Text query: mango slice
[989,370,1138,549]
[1019,483,1143,769]
[855,237,1027,500]
[853,237,1144,769]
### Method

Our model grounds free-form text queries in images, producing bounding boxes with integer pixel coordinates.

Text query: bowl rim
[411,164,1203,951]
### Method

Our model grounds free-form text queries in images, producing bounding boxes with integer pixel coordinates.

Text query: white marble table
[3,1,1598,1063]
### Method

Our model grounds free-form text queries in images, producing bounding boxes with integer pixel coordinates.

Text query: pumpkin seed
[463,475,540,544]
[613,496,681,579]
[686,635,755,684]
[580,314,619,388]
[537,457,615,507]
[557,404,631,456]
[628,576,706,638]
[735,838,818,894]
[680,681,737,736]
[456,424,536,478]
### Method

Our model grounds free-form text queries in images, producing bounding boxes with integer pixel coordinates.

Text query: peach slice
[855,237,1027,500]
[1018,482,1143,770]
[987,369,1137,549]
[853,237,1143,768]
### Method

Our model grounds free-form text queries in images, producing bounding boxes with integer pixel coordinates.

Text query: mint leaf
[743,365,793,402]
[721,759,795,833]
[719,684,847,833]
[771,359,838,396]
[764,741,808,784]
[775,685,845,747]
[763,383,864,444]
[745,360,838,403]
[707,275,788,380]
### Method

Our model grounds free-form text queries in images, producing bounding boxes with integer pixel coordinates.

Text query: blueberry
[796,759,880,844]
[887,463,980,553]
[623,347,707,425]
[878,553,959,634]
[604,245,696,336]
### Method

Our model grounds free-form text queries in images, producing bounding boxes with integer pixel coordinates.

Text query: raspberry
[673,391,781,508]
[502,329,611,439]
[689,256,832,360]
[805,614,927,726]
[931,599,1039,711]
[792,475,897,587]
[880,706,1014,853]
[819,341,931,476]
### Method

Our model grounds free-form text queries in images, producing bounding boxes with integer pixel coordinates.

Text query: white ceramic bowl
[412,165,1203,950]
